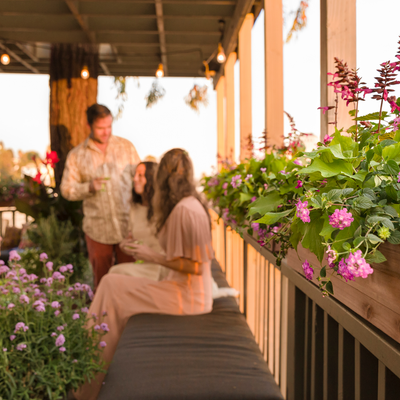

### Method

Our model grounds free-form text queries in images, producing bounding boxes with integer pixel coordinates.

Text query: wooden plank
[320,0,356,140]
[264,0,283,147]
[238,13,253,161]
[268,261,275,374]
[216,76,226,166]
[280,275,289,398]
[225,51,236,161]
[258,254,265,354]
[377,361,386,400]
[274,267,281,385]
[246,245,257,335]
[338,325,344,400]
[225,227,233,285]
[355,339,360,400]
[155,0,169,75]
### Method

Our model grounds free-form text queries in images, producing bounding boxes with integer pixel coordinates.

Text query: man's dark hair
[86,104,112,126]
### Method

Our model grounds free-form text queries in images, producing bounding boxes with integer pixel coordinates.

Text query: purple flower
[52,272,65,281]
[208,177,219,187]
[40,278,47,284]
[55,334,65,347]
[398,171,400,183]
[323,134,333,144]
[296,200,310,223]
[73,359,78,363]
[293,159,302,166]
[72,313,80,320]
[345,250,373,279]
[39,253,48,262]
[3,348,7,352]
[7,303,15,310]
[57,326,64,331]
[231,175,242,189]
[33,300,45,312]
[99,341,107,348]
[12,287,21,294]
[10,335,16,341]
[260,167,267,173]
[16,343,27,351]
[51,332,57,337]
[326,245,337,267]
[264,183,268,190]
[295,180,303,189]
[59,346,66,352]
[222,182,228,190]
[59,266,68,273]
[81,307,89,313]
[251,196,257,202]
[46,262,53,271]
[245,174,253,181]
[94,325,101,331]
[19,268,26,275]
[102,311,107,316]
[251,223,260,233]
[302,260,314,280]
[9,250,21,261]
[19,295,29,304]
[54,310,61,316]
[337,258,355,282]
[51,301,60,309]
[329,209,354,230]
[66,264,73,271]
[0,265,10,274]
[14,322,28,333]
[46,278,53,286]
[100,322,109,332]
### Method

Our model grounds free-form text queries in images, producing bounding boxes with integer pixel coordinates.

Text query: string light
[81,66,90,79]
[1,53,10,65]
[216,43,226,64]
[156,63,164,78]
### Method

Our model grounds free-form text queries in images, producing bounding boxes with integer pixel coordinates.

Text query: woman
[75,149,214,400]
[108,161,169,281]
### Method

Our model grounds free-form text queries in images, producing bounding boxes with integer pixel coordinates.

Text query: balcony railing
[210,210,400,400]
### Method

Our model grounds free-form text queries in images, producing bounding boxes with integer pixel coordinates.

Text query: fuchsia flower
[54,310,61,316]
[16,343,27,351]
[19,295,29,304]
[302,260,314,280]
[293,159,302,166]
[59,347,66,352]
[251,196,257,202]
[222,182,228,190]
[231,175,242,188]
[7,303,15,310]
[72,313,80,320]
[251,223,260,233]
[318,106,330,115]
[99,341,107,348]
[33,300,45,312]
[46,262,53,271]
[9,250,21,261]
[329,209,354,230]
[51,301,60,309]
[55,334,65,347]
[14,322,29,333]
[245,174,253,181]
[10,335,16,341]
[0,265,10,274]
[296,200,310,223]
[260,167,267,173]
[323,134,333,144]
[100,323,109,332]
[39,253,48,262]
[295,180,303,189]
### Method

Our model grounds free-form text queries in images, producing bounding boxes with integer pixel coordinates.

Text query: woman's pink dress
[75,196,214,400]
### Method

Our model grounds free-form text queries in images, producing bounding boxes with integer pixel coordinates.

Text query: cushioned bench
[98,261,284,400]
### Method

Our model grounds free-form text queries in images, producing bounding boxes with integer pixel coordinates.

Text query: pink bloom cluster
[329,209,354,230]
[208,177,219,187]
[295,180,303,189]
[231,175,242,189]
[326,245,337,268]
[302,260,314,280]
[337,250,373,282]
[323,134,333,144]
[296,200,310,223]
[293,159,302,166]
[245,174,253,181]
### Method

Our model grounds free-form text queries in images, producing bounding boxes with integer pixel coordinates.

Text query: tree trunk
[49,44,99,187]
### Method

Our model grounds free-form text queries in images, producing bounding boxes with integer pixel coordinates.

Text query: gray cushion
[98,261,284,400]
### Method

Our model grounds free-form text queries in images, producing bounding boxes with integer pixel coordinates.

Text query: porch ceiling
[0,0,259,78]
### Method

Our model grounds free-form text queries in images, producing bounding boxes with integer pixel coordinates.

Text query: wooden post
[216,76,226,168]
[320,0,357,140]
[225,52,237,162]
[50,44,98,186]
[239,13,254,162]
[264,0,284,148]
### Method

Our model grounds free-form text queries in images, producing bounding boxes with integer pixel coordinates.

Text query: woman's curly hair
[153,148,210,232]
[132,161,157,221]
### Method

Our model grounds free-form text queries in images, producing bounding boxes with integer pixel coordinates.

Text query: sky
[1,0,400,179]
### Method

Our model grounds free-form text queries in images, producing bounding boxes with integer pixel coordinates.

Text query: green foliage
[0,257,105,399]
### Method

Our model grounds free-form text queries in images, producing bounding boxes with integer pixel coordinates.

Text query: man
[60,104,140,288]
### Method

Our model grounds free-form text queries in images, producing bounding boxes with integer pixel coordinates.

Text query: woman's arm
[120,242,202,275]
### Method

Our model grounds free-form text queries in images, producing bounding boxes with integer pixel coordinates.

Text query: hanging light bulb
[1,53,10,65]
[156,63,164,78]
[81,65,90,79]
[217,43,226,64]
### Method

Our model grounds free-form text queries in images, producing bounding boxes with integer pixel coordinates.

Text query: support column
[225,52,237,162]
[239,13,254,162]
[50,44,98,186]
[264,0,284,148]
[216,76,226,168]
[320,0,356,140]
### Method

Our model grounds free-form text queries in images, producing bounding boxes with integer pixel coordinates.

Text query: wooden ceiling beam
[0,42,40,73]
[155,0,168,76]
[14,43,39,62]
[64,0,96,43]
[99,61,110,75]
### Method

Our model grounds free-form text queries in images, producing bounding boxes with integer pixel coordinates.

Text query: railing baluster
[310,301,317,400]
[243,241,248,318]
[378,361,386,400]
[275,267,281,385]
[323,311,328,400]
[354,339,360,400]
[338,325,344,400]
[303,296,309,400]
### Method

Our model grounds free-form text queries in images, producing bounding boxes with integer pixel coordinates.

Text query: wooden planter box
[284,243,400,344]
[0,200,15,208]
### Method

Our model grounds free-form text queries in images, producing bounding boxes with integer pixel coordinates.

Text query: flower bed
[0,251,107,399]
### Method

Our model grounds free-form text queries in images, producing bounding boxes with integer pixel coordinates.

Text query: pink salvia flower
[329,209,354,230]
[302,260,314,280]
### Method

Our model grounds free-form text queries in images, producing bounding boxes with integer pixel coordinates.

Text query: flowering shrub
[203,38,400,296]
[0,251,107,399]
[0,178,26,203]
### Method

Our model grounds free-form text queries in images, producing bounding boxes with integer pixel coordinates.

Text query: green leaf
[301,211,325,262]
[388,230,400,244]
[382,142,400,162]
[353,236,365,247]
[355,111,388,121]
[362,188,377,201]
[354,225,362,237]
[380,139,398,148]
[320,214,336,240]
[248,191,284,216]
[383,205,398,218]
[353,196,374,210]
[289,217,305,251]
[342,242,351,251]
[320,266,327,278]
[366,149,374,165]
[326,189,343,202]
[326,281,334,295]
[239,192,254,204]
[385,186,398,201]
[332,216,360,253]
[384,159,400,176]
[365,250,387,264]
[367,233,384,244]
[298,158,353,178]
[254,209,293,225]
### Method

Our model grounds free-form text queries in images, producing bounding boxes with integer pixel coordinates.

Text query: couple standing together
[60,104,214,399]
